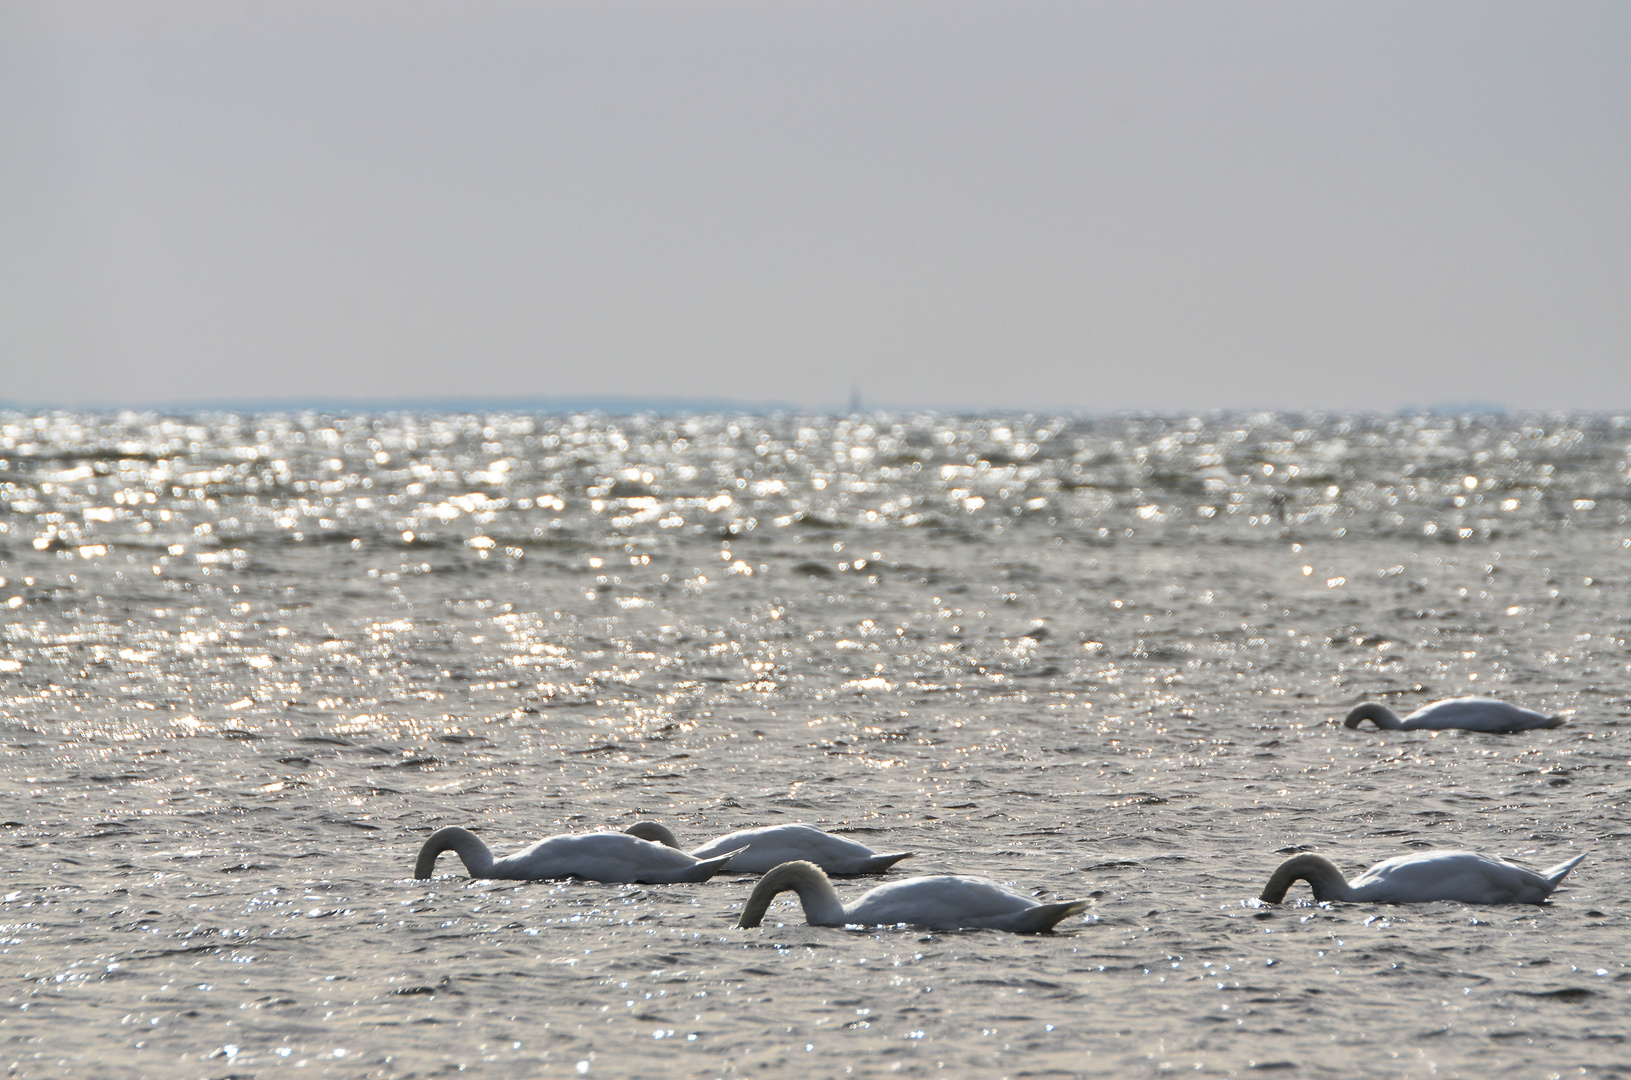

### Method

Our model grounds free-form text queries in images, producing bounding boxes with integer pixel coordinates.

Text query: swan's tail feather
[673,847,748,883]
[850,852,913,875]
[1009,899,1092,934]
[1542,852,1586,887]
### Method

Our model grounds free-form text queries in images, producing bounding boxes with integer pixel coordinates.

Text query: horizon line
[0,393,1534,418]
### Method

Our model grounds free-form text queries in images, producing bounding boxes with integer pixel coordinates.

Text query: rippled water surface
[1,410,1629,1078]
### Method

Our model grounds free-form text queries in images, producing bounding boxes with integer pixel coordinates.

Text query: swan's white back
[689,824,907,874]
[739,861,1090,932]
[1345,850,1583,904]
[843,875,1060,929]
[415,829,735,884]
[499,832,720,882]
[1402,698,1559,732]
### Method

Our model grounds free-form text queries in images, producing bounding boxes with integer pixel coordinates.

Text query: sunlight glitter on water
[0,409,1628,1077]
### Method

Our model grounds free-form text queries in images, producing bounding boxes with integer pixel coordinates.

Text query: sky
[1,2,1627,414]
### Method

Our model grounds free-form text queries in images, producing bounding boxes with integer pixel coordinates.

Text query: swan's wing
[693,824,887,874]
[489,833,574,879]
[1349,851,1549,903]
[1461,855,1560,903]
[1403,698,1550,732]
[845,876,1038,929]
[500,833,704,883]
[1346,851,1470,900]
[761,827,909,874]
[1401,698,1493,728]
[690,824,823,859]
[688,827,766,862]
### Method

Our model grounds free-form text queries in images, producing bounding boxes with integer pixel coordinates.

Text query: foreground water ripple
[0,410,1627,1077]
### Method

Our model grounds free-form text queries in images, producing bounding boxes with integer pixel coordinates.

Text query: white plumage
[414,826,739,884]
[625,820,911,875]
[737,860,1090,933]
[1259,849,1586,905]
[1344,697,1565,732]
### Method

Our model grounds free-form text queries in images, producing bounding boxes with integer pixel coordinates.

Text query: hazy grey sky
[2,2,1627,412]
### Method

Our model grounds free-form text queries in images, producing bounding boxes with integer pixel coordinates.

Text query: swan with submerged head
[1343,697,1565,733]
[624,820,912,875]
[1259,849,1585,905]
[736,860,1090,933]
[414,826,741,883]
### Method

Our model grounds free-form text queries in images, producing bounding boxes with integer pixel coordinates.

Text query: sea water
[0,410,1627,1077]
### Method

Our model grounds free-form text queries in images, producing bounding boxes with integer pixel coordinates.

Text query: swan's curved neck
[623,821,682,849]
[1344,703,1402,730]
[415,826,496,879]
[737,861,847,927]
[1260,853,1353,903]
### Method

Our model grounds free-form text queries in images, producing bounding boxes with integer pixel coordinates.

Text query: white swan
[414,826,741,883]
[624,820,912,875]
[1259,850,1585,905]
[736,860,1090,933]
[1343,697,1565,732]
